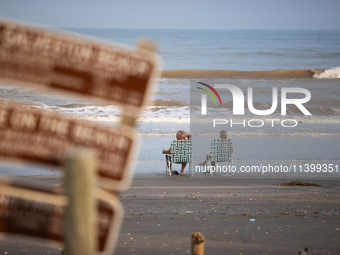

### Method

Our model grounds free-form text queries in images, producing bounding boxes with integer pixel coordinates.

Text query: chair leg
[206,154,212,175]
[205,159,209,174]
[168,161,172,177]
[165,155,168,174]
[208,158,212,176]
[230,160,234,176]
[225,161,234,176]
[165,155,172,177]
[165,156,168,174]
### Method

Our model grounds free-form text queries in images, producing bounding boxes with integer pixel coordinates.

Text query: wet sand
[1,173,340,255]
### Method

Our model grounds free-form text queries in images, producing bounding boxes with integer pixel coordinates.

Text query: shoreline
[158,69,326,79]
[0,174,339,254]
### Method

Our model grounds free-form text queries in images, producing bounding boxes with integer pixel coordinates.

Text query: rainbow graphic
[196,82,223,106]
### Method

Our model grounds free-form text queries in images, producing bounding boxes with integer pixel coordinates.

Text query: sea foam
[314,67,340,78]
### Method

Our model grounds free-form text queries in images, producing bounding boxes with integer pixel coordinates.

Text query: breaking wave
[80,115,190,123]
[313,67,340,78]
[153,99,187,107]
[159,69,326,79]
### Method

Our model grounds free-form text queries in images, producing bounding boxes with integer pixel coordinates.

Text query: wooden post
[64,149,97,255]
[191,232,204,255]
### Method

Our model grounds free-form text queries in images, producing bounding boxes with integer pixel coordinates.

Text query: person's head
[220,130,227,139]
[176,130,186,140]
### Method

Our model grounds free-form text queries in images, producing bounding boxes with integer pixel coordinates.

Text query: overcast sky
[0,0,340,30]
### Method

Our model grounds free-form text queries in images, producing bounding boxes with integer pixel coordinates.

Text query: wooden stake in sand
[191,232,205,255]
[64,149,97,255]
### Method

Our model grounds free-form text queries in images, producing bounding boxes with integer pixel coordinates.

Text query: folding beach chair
[165,140,193,176]
[204,138,233,176]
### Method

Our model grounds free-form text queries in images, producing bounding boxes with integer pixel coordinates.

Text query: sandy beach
[0,173,339,255]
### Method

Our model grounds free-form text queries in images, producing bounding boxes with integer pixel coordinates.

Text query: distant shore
[158,69,325,79]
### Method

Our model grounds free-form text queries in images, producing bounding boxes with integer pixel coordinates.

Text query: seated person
[162,130,191,176]
[198,130,233,173]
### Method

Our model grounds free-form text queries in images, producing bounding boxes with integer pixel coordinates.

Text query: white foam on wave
[30,103,190,118]
[77,115,340,125]
[156,78,190,84]
[30,104,120,115]
[138,116,189,123]
[79,115,190,123]
[80,115,121,122]
[191,115,340,124]
[28,103,339,124]
[314,67,340,78]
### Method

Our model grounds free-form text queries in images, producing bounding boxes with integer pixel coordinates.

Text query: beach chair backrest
[211,138,232,162]
[170,140,192,163]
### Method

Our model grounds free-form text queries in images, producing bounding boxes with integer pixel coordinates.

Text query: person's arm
[162,147,171,154]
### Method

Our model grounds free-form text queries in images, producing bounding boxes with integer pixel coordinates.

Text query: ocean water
[0,29,339,175]
[66,29,340,71]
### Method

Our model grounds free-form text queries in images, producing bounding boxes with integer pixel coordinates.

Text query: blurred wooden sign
[0,19,159,109]
[0,181,122,255]
[0,106,136,191]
